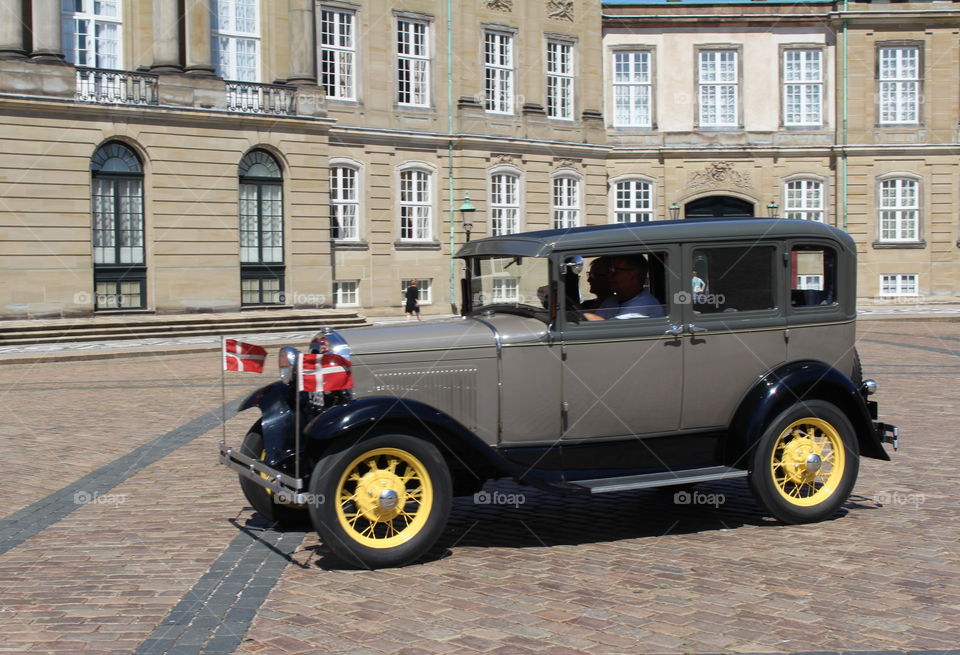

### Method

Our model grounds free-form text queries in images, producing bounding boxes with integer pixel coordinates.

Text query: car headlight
[278,346,299,385]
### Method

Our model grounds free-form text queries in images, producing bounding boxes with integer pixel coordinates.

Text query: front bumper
[218,441,306,504]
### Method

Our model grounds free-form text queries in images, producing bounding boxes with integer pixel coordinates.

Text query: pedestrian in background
[404,280,421,321]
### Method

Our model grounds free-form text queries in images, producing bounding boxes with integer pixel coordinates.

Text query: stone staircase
[0,309,369,346]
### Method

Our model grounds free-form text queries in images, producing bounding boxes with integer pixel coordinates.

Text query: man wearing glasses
[582,254,665,321]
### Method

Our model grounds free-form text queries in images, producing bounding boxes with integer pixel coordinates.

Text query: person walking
[404,280,421,321]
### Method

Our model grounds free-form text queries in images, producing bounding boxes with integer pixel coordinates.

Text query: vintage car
[219,218,899,568]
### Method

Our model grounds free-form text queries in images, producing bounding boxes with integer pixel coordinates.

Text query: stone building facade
[0,0,956,320]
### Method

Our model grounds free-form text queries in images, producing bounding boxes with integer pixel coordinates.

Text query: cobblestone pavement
[0,320,957,654]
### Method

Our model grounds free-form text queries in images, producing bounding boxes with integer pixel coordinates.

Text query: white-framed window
[614,179,653,223]
[400,279,432,305]
[785,179,825,222]
[546,40,574,120]
[552,175,580,229]
[878,178,919,242]
[399,168,432,240]
[330,165,359,241]
[333,280,359,306]
[878,46,920,125]
[319,7,355,100]
[484,31,514,114]
[698,49,738,127]
[397,18,429,106]
[783,48,822,127]
[490,172,520,236]
[492,278,520,303]
[212,0,260,82]
[797,274,824,291]
[61,0,122,69]
[880,274,918,297]
[613,50,652,128]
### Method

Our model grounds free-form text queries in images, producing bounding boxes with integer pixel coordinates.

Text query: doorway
[684,195,755,219]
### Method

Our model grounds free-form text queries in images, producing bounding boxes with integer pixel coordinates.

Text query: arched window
[784,179,824,222]
[552,175,580,229]
[490,172,520,235]
[239,150,284,304]
[330,165,359,241]
[878,178,919,242]
[614,179,653,223]
[91,141,145,310]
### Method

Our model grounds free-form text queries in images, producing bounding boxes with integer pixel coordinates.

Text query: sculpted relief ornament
[547,0,574,21]
[485,0,512,11]
[685,161,753,191]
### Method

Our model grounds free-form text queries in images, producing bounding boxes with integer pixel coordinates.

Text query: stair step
[568,465,748,494]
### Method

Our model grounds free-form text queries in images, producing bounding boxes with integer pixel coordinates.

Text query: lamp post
[669,201,681,221]
[459,193,476,242]
[767,200,779,218]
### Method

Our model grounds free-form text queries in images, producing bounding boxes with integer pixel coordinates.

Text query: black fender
[727,359,890,468]
[302,396,555,487]
[239,381,296,466]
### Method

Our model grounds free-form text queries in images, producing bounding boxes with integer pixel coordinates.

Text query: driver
[583,254,664,321]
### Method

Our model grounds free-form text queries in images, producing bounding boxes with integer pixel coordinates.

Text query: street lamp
[459,193,476,242]
[669,201,681,221]
[767,200,779,218]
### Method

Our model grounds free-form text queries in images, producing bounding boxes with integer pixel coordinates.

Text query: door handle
[687,323,708,334]
[664,324,684,337]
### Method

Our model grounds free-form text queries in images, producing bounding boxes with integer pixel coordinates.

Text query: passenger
[583,254,665,321]
[580,256,618,318]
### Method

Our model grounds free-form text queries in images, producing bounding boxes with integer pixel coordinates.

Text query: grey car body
[220,217,898,568]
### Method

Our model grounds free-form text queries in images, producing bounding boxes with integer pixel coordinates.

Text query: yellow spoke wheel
[334,447,434,549]
[769,418,845,507]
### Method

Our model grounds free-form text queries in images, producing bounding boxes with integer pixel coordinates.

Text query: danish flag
[223,339,267,373]
[298,352,353,392]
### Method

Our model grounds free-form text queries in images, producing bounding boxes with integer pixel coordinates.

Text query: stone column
[286,0,316,85]
[150,0,182,73]
[184,0,215,76]
[29,0,64,62]
[0,0,27,58]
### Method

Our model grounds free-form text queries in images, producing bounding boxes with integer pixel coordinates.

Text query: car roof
[455,217,855,258]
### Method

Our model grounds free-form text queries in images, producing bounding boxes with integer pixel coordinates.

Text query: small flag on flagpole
[298,352,353,392]
[223,338,267,373]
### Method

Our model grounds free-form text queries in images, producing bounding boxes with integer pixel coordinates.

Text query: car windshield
[466,255,551,317]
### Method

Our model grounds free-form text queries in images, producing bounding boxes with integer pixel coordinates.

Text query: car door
[679,241,788,431]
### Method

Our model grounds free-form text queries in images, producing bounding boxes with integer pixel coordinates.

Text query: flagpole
[220,336,227,447]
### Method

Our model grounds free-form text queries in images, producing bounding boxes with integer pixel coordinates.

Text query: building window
[552,176,579,229]
[333,280,359,306]
[784,179,825,222]
[698,49,738,127]
[492,278,519,303]
[880,274,918,297]
[400,279,432,305]
[490,173,520,236]
[783,49,822,127]
[330,165,359,240]
[91,142,145,310]
[62,0,122,69]
[484,31,514,114]
[614,179,653,223]
[878,178,919,242]
[320,7,355,100]
[212,0,259,82]
[397,18,429,106]
[546,40,574,120]
[399,169,432,240]
[613,50,652,128]
[239,150,283,305]
[878,46,920,125]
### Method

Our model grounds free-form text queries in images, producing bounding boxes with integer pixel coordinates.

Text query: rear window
[790,245,838,307]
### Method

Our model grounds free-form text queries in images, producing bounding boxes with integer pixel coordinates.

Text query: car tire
[239,425,309,528]
[307,432,452,569]
[749,400,859,524]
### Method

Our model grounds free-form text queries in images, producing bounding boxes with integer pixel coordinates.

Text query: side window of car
[573,251,669,321]
[691,245,776,314]
[790,245,837,307]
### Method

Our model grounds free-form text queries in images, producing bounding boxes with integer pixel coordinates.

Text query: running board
[567,466,748,494]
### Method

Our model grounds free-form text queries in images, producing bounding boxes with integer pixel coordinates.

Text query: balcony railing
[225,81,296,116]
[75,68,159,105]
